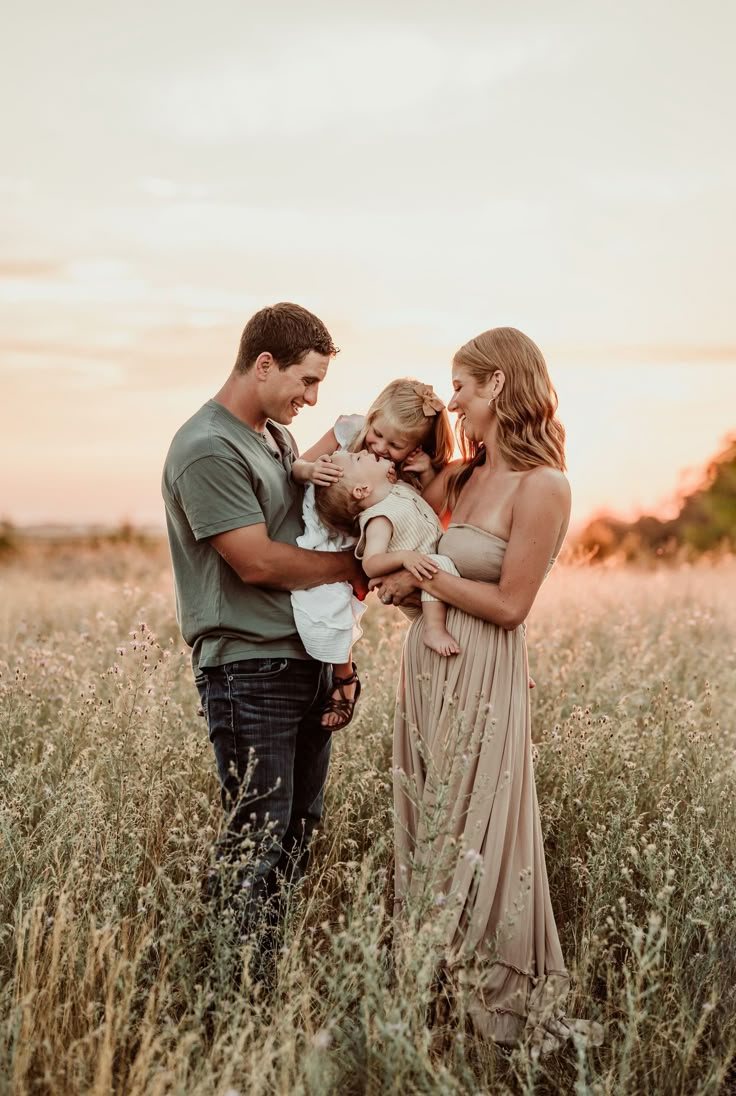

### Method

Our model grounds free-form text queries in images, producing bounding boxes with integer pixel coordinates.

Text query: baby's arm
[292,428,343,485]
[361,516,439,580]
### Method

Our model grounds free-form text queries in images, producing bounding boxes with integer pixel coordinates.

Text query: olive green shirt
[162,399,309,672]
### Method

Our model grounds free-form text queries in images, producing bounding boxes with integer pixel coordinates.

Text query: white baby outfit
[291,414,366,662]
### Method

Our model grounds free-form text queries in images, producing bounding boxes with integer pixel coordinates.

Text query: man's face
[263,351,331,424]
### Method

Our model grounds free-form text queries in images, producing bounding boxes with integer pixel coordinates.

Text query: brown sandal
[321,663,362,730]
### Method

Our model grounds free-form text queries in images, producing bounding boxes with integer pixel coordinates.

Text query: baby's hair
[349,378,454,472]
[314,479,362,538]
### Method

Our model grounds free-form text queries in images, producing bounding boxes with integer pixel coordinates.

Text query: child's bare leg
[421,602,460,656]
[321,652,361,728]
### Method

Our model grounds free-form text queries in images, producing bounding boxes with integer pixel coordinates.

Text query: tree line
[576,434,736,561]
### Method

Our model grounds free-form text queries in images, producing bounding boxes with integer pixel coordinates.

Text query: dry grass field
[1,543,735,1095]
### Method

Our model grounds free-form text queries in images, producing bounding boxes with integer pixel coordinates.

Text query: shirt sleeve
[334,413,365,450]
[173,455,265,541]
[355,503,395,559]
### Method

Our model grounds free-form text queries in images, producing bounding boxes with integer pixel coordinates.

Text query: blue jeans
[195,656,333,921]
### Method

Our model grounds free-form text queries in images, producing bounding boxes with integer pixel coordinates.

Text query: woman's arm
[417,469,570,628]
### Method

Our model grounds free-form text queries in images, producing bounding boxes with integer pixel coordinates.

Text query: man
[162,302,365,929]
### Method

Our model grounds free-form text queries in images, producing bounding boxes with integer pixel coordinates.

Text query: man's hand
[368,569,421,608]
[350,560,370,602]
[307,454,344,486]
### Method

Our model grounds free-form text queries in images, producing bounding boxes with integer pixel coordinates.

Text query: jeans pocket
[194,673,209,719]
[227,658,289,681]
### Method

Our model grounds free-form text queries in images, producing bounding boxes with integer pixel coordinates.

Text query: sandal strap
[332,662,359,687]
[321,663,362,731]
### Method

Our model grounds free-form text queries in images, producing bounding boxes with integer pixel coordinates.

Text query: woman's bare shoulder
[517,465,571,506]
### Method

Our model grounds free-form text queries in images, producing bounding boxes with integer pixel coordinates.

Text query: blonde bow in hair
[412,383,445,417]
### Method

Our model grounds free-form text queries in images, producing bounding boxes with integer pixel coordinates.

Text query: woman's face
[364,411,420,463]
[448,364,492,441]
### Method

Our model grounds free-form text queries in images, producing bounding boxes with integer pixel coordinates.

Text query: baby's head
[314,449,394,536]
[352,378,454,473]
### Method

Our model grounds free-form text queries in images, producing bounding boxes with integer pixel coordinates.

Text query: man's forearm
[219,538,360,591]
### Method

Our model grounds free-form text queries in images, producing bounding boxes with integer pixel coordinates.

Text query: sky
[1,0,735,528]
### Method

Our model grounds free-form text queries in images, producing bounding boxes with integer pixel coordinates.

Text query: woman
[373,327,596,1053]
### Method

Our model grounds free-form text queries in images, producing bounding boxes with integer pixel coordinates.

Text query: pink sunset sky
[2,1,734,528]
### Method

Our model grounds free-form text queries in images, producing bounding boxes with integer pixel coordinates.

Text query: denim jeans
[195,656,333,923]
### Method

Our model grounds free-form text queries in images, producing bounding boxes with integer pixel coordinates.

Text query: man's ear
[351,484,372,501]
[253,352,274,379]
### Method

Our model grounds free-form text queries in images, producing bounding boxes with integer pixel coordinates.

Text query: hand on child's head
[310,453,344,486]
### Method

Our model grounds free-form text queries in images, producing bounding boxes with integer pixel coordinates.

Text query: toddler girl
[291,380,454,729]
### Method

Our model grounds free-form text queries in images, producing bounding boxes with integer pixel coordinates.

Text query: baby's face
[330,449,395,492]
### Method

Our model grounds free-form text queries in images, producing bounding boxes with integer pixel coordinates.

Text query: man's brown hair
[234,302,339,372]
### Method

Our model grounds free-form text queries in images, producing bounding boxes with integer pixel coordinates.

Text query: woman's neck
[479,420,508,473]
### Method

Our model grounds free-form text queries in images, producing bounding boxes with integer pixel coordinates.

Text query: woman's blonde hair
[349,379,454,479]
[448,327,566,506]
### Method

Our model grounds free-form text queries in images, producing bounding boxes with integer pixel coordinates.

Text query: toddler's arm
[402,448,437,490]
[360,516,439,580]
[292,427,343,485]
[293,454,344,486]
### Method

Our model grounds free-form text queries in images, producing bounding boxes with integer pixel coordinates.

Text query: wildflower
[312,1029,332,1050]
[464,849,483,868]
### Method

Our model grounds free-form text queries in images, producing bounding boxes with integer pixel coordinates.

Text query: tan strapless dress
[393,523,571,1047]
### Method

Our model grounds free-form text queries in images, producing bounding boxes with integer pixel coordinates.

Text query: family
[162,302,594,1054]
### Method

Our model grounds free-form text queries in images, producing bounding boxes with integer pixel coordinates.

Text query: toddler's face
[330,449,394,493]
[365,412,421,463]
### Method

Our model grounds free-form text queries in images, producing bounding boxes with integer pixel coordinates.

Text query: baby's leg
[421,556,461,656]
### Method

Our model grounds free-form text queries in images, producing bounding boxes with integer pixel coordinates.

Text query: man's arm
[210,522,368,594]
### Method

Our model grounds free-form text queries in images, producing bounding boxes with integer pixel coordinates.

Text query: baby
[314,450,461,656]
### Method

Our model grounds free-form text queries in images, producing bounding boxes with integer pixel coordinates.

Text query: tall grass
[1,546,735,1094]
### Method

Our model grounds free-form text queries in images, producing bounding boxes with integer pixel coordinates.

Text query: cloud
[145,24,577,144]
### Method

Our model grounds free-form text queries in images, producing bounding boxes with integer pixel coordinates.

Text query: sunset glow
[2,2,734,528]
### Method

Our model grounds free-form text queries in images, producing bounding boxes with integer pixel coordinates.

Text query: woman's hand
[307,454,344,486]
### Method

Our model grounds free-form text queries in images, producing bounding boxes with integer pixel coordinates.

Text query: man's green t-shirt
[162,399,309,672]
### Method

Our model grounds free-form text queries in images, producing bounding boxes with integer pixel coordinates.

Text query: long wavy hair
[447,327,566,509]
[349,378,455,481]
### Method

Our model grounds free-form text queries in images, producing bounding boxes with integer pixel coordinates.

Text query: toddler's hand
[401,551,439,580]
[402,447,432,475]
[309,455,344,486]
